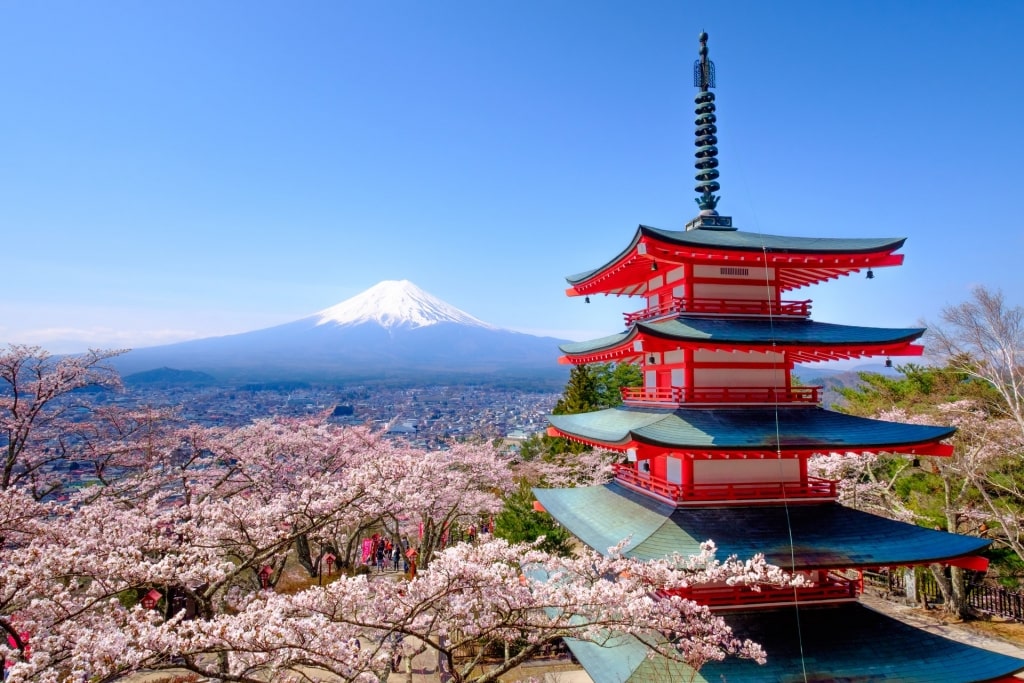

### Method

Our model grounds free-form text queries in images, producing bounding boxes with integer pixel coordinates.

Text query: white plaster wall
[693,367,787,388]
[693,459,800,484]
[693,349,785,363]
[692,283,775,301]
[664,349,686,365]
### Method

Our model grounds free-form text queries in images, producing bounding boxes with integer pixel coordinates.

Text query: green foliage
[983,546,1024,588]
[516,433,545,461]
[836,363,998,417]
[552,365,600,415]
[494,481,573,556]
[540,362,643,458]
[836,361,1024,585]
[552,362,641,415]
[593,362,643,408]
[890,467,947,528]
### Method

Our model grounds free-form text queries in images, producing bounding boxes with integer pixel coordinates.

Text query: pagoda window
[719,266,750,277]
[694,264,774,281]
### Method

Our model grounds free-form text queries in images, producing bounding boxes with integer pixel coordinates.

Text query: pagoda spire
[693,31,721,214]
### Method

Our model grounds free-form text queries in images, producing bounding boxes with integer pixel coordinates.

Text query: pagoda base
[565,601,1024,682]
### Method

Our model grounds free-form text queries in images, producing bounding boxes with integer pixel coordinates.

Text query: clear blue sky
[2,1,1021,355]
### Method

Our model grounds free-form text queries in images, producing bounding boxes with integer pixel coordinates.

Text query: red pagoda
[534,32,1024,682]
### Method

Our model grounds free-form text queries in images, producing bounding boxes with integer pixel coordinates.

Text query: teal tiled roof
[565,603,1024,683]
[532,483,988,568]
[642,224,906,254]
[566,225,906,285]
[547,406,955,450]
[559,317,924,355]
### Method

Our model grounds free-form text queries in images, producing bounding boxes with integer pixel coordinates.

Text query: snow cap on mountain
[315,280,496,330]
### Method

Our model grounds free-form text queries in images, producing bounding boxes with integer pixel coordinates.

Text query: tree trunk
[930,563,971,619]
[295,533,315,576]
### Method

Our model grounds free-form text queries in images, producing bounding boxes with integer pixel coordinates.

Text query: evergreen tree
[493,480,573,555]
[552,364,601,415]
[524,362,644,459]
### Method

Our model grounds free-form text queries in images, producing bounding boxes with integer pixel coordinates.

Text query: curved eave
[564,603,1024,683]
[559,318,926,364]
[565,230,649,298]
[559,328,644,364]
[533,483,986,570]
[547,407,956,456]
[566,225,907,296]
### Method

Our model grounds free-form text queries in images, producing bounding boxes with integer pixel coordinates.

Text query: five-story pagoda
[534,32,1024,683]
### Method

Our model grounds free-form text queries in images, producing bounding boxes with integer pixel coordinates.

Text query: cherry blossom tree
[807,450,917,522]
[1,413,791,683]
[6,531,785,683]
[0,349,785,682]
[0,344,124,496]
[929,286,1024,438]
[374,440,513,566]
[821,361,1024,612]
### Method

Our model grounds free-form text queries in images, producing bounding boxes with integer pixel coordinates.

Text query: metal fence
[863,569,1024,622]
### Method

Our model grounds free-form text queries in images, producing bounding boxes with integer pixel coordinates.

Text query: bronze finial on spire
[693,31,721,214]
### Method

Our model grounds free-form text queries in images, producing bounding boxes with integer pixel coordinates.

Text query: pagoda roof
[566,224,907,296]
[547,406,955,455]
[640,224,906,256]
[559,317,925,363]
[564,602,1024,683]
[532,482,987,569]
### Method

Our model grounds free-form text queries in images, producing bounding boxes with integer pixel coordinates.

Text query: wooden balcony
[612,463,838,505]
[662,571,858,610]
[623,297,811,325]
[620,385,821,406]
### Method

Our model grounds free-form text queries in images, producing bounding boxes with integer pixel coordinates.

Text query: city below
[92,380,559,450]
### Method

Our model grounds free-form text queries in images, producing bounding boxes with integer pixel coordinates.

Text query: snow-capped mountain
[316,280,495,330]
[112,281,567,385]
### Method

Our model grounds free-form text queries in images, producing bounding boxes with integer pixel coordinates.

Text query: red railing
[663,572,858,609]
[612,463,838,504]
[624,297,811,325]
[620,385,821,406]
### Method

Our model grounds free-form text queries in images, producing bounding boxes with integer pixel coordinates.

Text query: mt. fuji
[315,280,495,330]
[112,281,568,385]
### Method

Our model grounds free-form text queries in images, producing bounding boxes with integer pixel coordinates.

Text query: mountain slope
[111,281,567,384]
[315,279,494,330]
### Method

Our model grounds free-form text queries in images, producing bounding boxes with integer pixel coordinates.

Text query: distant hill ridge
[792,362,901,409]
[124,367,218,387]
